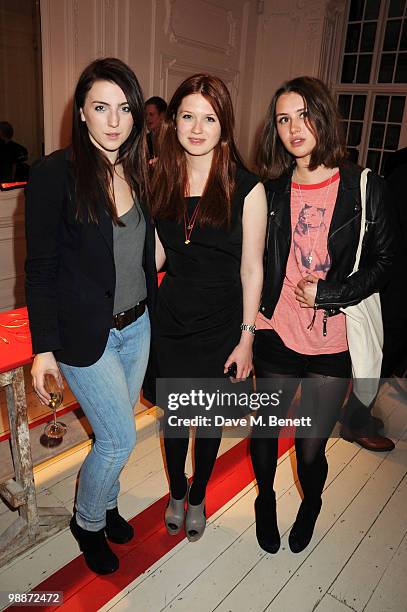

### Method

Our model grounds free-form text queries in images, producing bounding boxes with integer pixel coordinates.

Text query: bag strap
[352,168,371,274]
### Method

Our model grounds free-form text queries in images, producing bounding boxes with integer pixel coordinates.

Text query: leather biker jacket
[259,162,395,334]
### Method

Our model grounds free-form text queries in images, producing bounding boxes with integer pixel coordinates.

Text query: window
[334,0,407,175]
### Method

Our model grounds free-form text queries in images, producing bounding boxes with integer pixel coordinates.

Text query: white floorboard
[315,593,355,612]
[329,472,407,611]
[0,383,405,612]
[364,531,407,612]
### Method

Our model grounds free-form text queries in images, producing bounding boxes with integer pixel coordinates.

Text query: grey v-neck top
[113,203,147,315]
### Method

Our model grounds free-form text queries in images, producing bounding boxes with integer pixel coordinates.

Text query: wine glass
[43,374,67,440]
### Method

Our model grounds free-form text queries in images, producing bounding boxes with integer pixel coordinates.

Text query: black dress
[155,167,259,378]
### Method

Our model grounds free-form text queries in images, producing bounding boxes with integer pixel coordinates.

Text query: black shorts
[254,328,351,378]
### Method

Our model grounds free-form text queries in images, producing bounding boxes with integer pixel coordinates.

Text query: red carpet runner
[20,436,293,611]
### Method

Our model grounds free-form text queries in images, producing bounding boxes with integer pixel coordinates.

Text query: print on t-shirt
[293,203,330,273]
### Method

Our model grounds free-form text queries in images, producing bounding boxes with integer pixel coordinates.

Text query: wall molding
[160,54,240,105]
[39,0,54,154]
[95,0,106,57]
[318,0,347,85]
[165,0,236,56]
[118,0,130,63]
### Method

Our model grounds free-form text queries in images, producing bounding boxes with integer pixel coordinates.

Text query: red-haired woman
[151,74,267,541]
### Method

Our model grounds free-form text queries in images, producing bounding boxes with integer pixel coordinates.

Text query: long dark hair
[72,57,147,224]
[151,73,244,227]
[257,76,347,180]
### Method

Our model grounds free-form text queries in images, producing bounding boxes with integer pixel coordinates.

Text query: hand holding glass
[43,374,67,439]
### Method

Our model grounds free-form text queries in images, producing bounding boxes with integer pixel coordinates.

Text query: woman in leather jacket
[250,76,393,555]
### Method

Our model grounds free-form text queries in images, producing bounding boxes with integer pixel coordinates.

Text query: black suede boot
[105,507,134,544]
[254,494,280,554]
[288,498,322,553]
[70,514,119,574]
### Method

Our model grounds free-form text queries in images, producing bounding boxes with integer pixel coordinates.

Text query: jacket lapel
[64,149,114,255]
[95,180,113,254]
[139,199,153,240]
[269,171,292,247]
[97,207,114,254]
[328,163,362,241]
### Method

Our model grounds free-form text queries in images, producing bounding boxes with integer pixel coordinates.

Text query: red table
[0,306,32,374]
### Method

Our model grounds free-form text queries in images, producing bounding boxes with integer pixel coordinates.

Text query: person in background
[25,58,156,575]
[0,121,29,182]
[379,155,407,386]
[145,96,167,160]
[251,76,394,556]
[338,152,403,452]
[383,145,407,178]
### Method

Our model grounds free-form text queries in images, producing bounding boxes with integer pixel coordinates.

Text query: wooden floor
[0,382,406,612]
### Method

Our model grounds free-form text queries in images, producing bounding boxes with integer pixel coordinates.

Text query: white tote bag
[341,168,383,406]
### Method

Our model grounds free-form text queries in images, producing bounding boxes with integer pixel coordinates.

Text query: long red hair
[151,74,244,227]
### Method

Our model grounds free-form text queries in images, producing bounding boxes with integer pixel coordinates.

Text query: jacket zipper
[306,307,328,336]
[265,194,276,247]
[327,210,360,243]
[314,208,363,321]
[260,195,275,311]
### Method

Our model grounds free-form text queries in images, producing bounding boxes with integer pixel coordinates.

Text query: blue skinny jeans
[59,310,150,531]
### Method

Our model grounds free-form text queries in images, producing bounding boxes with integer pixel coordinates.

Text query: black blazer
[25,148,157,366]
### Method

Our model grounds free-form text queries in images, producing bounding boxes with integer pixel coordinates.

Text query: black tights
[250,369,348,504]
[164,427,221,505]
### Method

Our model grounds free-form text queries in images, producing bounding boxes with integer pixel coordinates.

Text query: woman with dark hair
[151,74,267,541]
[251,76,393,554]
[25,58,156,574]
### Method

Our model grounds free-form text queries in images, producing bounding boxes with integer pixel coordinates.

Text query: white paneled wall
[0,189,25,310]
[0,0,341,311]
[40,0,259,155]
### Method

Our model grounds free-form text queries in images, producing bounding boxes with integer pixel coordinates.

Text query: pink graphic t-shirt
[257,172,348,355]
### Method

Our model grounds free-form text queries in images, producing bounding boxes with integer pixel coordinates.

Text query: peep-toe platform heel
[186,496,206,542]
[165,484,189,535]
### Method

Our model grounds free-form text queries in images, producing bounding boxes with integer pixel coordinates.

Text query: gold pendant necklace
[184,199,201,245]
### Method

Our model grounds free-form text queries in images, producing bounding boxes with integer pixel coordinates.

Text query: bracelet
[240,323,256,334]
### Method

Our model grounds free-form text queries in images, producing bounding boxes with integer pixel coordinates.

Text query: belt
[111,299,147,331]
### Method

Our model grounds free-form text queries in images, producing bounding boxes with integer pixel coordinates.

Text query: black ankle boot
[105,507,134,544]
[254,494,280,554]
[288,498,322,553]
[70,514,119,574]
